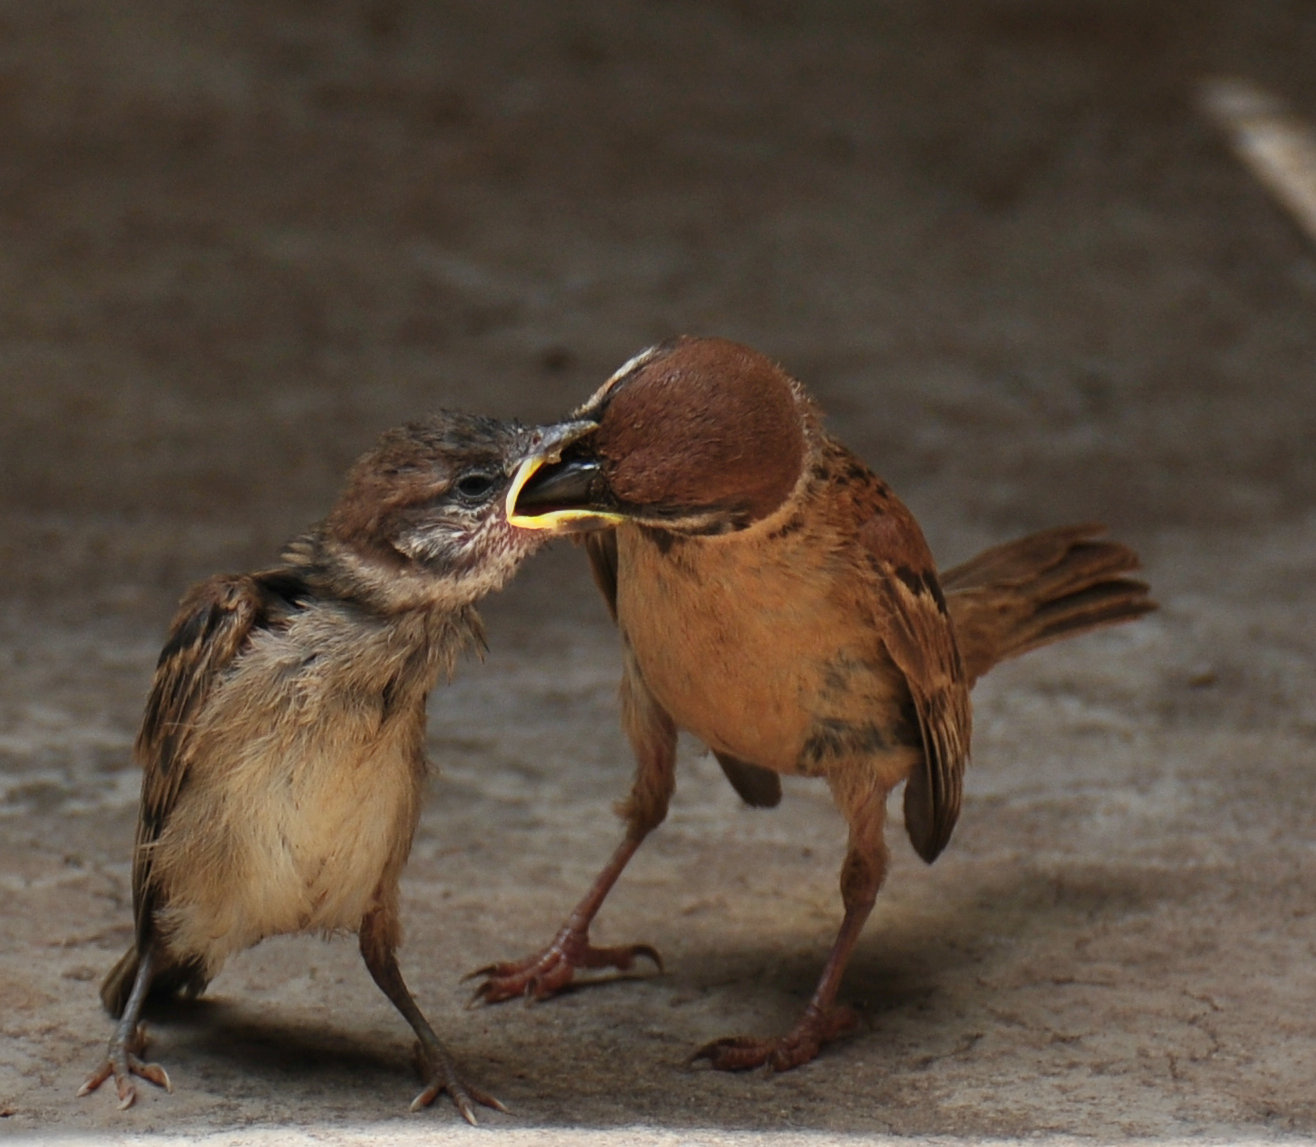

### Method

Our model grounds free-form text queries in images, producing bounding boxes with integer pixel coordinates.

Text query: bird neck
[282,528,485,647]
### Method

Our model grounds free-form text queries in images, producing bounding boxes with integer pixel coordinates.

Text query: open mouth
[505,434,627,532]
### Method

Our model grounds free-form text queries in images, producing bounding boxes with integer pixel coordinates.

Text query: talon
[79,1027,172,1109]
[76,1064,110,1099]
[632,944,664,973]
[410,1049,503,1124]
[690,1004,859,1072]
[136,1061,172,1092]
[690,1034,763,1072]
[469,931,664,1005]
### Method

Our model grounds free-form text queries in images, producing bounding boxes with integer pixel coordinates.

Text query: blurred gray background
[2,2,1313,1142]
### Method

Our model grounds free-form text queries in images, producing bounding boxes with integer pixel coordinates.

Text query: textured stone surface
[2,2,1314,1143]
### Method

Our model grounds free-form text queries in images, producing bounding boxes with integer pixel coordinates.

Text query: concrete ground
[2,2,1314,1144]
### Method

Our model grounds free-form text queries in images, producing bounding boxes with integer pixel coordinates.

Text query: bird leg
[78,947,172,1108]
[358,904,505,1124]
[467,831,663,1003]
[693,783,887,1072]
[469,666,674,1004]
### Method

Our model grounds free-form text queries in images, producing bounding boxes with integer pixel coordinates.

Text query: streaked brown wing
[130,573,269,946]
[856,482,970,864]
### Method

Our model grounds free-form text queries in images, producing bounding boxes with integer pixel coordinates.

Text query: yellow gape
[504,429,625,532]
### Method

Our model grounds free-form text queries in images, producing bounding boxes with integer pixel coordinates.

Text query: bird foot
[409,1044,507,1126]
[690,1003,859,1072]
[77,1025,172,1109]
[466,925,662,1004]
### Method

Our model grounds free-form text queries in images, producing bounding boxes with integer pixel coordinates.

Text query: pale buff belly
[151,718,421,969]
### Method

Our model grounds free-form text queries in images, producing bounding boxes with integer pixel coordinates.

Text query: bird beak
[506,420,627,532]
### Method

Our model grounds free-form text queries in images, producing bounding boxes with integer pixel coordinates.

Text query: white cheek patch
[392,514,537,603]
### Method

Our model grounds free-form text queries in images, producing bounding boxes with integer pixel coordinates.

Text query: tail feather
[99,945,209,1017]
[943,524,1154,685]
[100,946,140,1017]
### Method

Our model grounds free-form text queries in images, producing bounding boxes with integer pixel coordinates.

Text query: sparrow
[79,411,592,1121]
[471,336,1156,1072]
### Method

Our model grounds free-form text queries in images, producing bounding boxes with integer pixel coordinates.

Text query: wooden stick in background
[1201,77,1316,246]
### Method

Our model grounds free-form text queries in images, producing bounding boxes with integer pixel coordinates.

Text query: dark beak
[506,420,627,532]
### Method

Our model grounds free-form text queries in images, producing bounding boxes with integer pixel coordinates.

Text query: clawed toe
[690,1034,781,1072]
[78,1026,172,1109]
[76,1063,114,1101]
[410,1047,507,1125]
[467,933,663,1006]
[132,1058,172,1092]
[690,1004,859,1072]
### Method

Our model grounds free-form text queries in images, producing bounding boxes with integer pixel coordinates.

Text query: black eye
[453,471,498,502]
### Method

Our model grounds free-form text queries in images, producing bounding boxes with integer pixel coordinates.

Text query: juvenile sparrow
[80,412,591,1120]
[473,336,1155,1071]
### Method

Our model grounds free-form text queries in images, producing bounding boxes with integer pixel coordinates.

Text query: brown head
[313,412,594,610]
[508,337,816,535]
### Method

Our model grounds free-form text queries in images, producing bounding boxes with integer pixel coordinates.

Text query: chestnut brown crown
[568,337,813,531]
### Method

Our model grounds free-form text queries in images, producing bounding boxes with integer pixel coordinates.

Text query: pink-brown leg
[470,655,675,1004]
[693,780,888,1072]
[467,831,663,1003]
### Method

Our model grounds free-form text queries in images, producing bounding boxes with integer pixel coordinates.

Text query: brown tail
[100,946,139,1016]
[942,524,1155,686]
[99,945,208,1017]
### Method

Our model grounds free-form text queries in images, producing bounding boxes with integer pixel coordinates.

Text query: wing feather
[131,574,270,948]
[856,486,970,864]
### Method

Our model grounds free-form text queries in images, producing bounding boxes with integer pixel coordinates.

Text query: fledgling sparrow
[79,411,592,1120]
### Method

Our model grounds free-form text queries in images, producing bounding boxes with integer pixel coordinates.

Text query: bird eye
[453,471,498,502]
